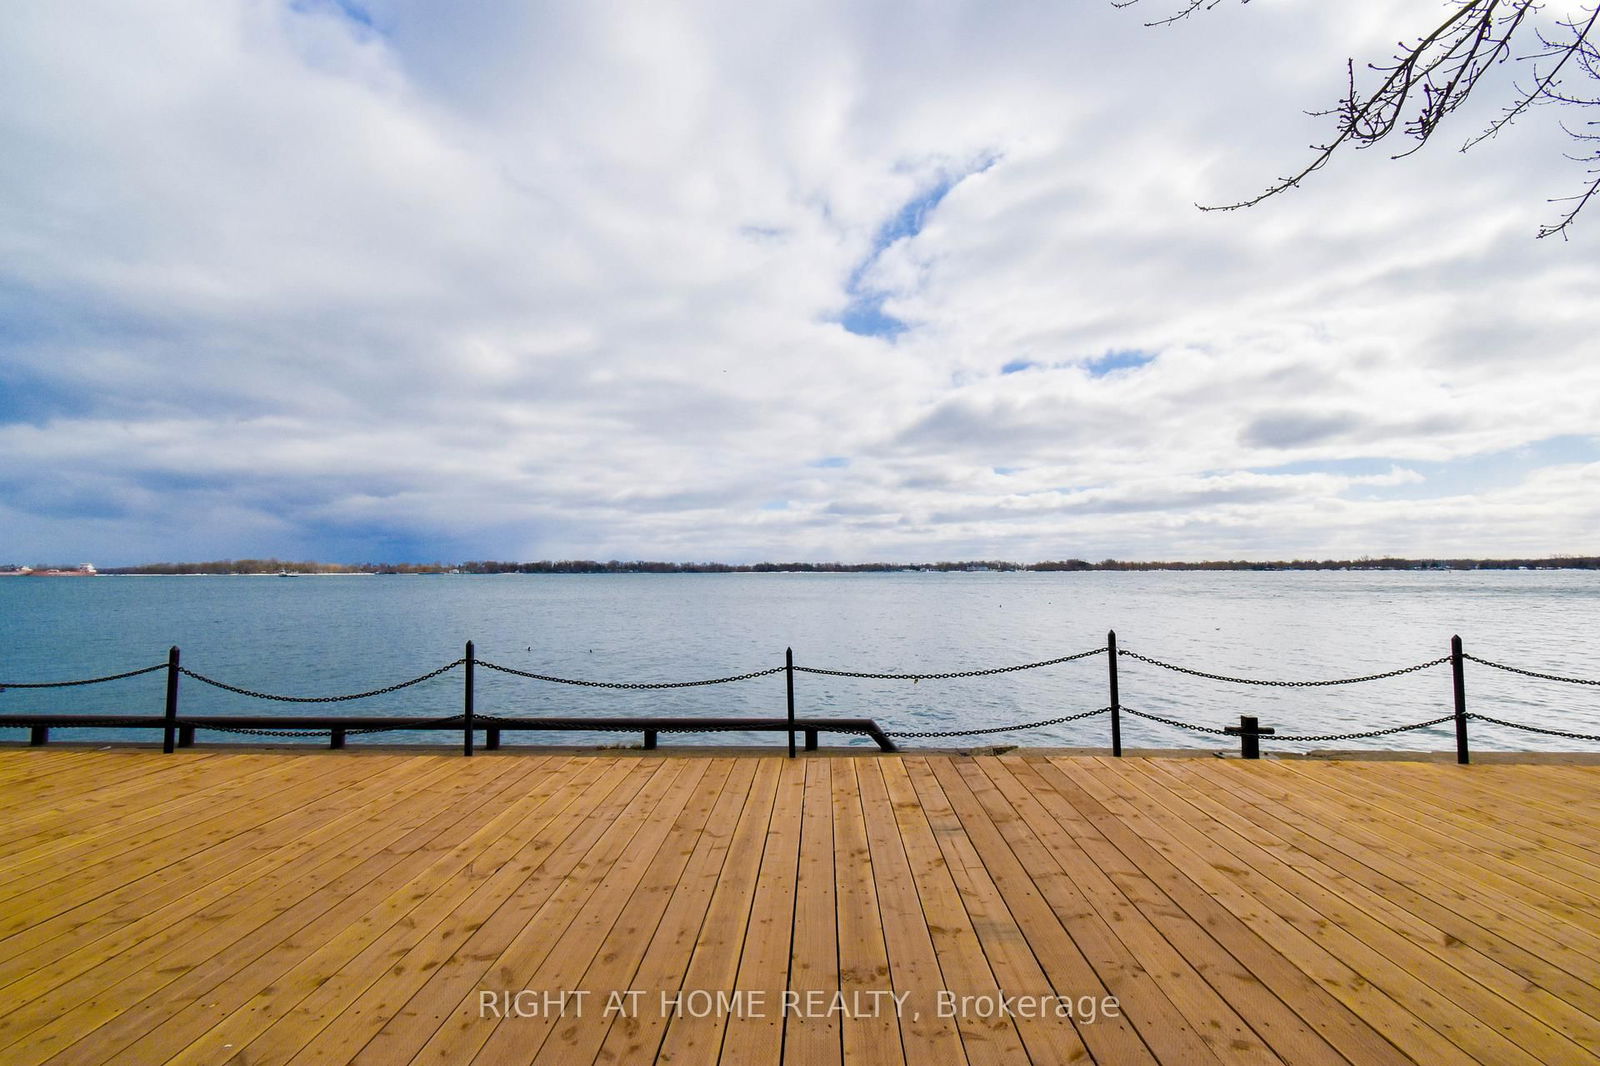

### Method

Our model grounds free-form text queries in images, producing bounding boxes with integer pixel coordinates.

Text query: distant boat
[276,570,293,577]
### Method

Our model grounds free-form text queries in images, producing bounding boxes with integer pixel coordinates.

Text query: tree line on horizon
[69,554,1600,575]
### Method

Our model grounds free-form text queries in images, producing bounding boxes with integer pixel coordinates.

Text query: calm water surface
[3,571,1598,752]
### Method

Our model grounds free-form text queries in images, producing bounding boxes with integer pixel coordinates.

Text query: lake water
[3,570,1598,753]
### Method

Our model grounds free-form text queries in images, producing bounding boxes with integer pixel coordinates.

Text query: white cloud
[1,0,1597,564]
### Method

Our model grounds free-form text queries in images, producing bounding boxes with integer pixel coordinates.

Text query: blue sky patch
[1001,359,1038,375]
[1085,349,1156,377]
[809,456,850,469]
[291,0,377,28]
[0,368,91,427]
[838,156,998,339]
[839,302,908,339]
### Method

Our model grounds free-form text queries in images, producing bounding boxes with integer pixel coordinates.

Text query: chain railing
[1123,706,1461,743]
[1115,650,1450,687]
[0,663,167,688]
[3,631,1597,760]
[883,706,1110,740]
[177,660,466,703]
[1461,654,1600,686]
[793,647,1105,682]
[475,661,783,689]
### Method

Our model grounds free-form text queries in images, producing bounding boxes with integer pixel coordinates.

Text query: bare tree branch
[1121,0,1600,237]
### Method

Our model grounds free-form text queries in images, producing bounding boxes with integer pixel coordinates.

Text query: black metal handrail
[3,631,1597,760]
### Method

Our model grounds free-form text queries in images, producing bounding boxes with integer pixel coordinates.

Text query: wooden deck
[0,749,1597,1065]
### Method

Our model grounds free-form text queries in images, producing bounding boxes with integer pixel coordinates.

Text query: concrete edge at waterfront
[5,739,1599,763]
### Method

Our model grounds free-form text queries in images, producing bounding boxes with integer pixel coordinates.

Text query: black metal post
[1224,714,1276,758]
[1240,716,1261,759]
[29,726,47,747]
[786,647,796,759]
[1107,630,1122,757]
[1452,634,1470,765]
[464,640,475,757]
[163,646,180,754]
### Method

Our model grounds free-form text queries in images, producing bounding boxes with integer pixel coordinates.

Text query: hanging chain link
[1266,714,1460,742]
[0,663,166,690]
[177,660,465,703]
[190,714,467,738]
[795,646,1105,681]
[1123,706,1464,742]
[1117,649,1450,687]
[1121,706,1234,735]
[1462,654,1600,686]
[1467,713,1600,742]
[475,661,784,689]
[886,706,1110,738]
[473,714,787,737]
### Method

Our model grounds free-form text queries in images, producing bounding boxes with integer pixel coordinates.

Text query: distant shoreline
[6,554,1595,577]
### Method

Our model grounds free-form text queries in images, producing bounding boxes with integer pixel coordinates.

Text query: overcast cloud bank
[2,0,1597,565]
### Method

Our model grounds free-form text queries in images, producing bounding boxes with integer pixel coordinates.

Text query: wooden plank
[326,759,682,1066]
[173,757,629,1066]
[0,754,407,927]
[1266,762,1600,943]
[1404,764,1600,842]
[451,758,717,1066]
[31,754,554,1066]
[1050,756,1475,1066]
[715,754,807,1065]
[953,755,1228,1062]
[1232,762,1600,969]
[0,758,440,970]
[0,753,282,839]
[0,753,358,901]
[878,758,1029,1066]
[901,757,1091,1066]
[487,757,738,1066]
[924,758,1157,1066]
[0,753,247,852]
[829,758,907,1066]
[5,755,522,1064]
[1053,756,1535,1066]
[0,751,197,805]
[1177,760,1600,997]
[1004,757,1408,1066]
[853,759,967,1064]
[966,758,1264,1066]
[1289,762,1600,895]
[991,756,1355,1066]
[1121,759,1600,1065]
[0,756,461,1036]
[649,758,781,1065]
[784,757,843,1066]
[0,749,105,784]
[1468,764,1600,806]
[1156,758,1600,1047]
[544,758,760,1066]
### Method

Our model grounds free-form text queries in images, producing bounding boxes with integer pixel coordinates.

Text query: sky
[2,0,1598,566]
